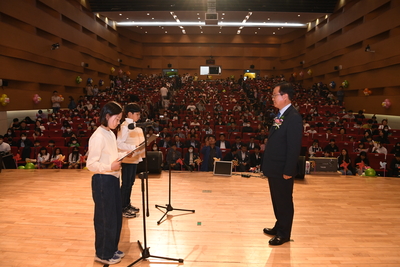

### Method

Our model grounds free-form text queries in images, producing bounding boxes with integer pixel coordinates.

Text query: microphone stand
[124,127,183,267]
[155,164,195,225]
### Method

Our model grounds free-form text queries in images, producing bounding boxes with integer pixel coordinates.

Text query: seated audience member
[17,133,33,160]
[36,147,50,169]
[49,147,65,169]
[0,135,11,154]
[200,135,222,172]
[19,121,29,131]
[354,152,370,175]
[391,142,400,154]
[255,129,268,142]
[158,134,171,148]
[232,136,243,150]
[389,152,400,177]
[62,126,74,138]
[87,120,98,131]
[324,128,333,140]
[250,146,262,168]
[68,137,80,147]
[236,144,250,172]
[165,144,182,170]
[190,118,200,126]
[183,145,200,172]
[374,130,390,144]
[11,118,20,130]
[202,123,213,135]
[306,125,318,135]
[308,139,322,158]
[33,140,41,148]
[354,110,365,120]
[228,122,240,135]
[68,146,82,169]
[215,133,231,149]
[32,128,43,139]
[378,119,391,130]
[323,150,332,157]
[371,142,387,155]
[175,127,186,139]
[35,120,46,131]
[247,137,257,150]
[342,110,355,120]
[354,142,369,153]
[223,146,238,162]
[170,135,184,148]
[324,139,339,155]
[302,119,310,132]
[185,134,201,149]
[337,148,353,175]
[47,140,56,148]
[4,128,16,139]
[260,137,268,151]
[362,119,374,129]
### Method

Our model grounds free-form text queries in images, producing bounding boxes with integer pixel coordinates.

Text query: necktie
[277,111,281,118]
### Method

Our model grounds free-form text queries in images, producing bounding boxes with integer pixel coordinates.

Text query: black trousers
[267,175,294,239]
[121,163,137,209]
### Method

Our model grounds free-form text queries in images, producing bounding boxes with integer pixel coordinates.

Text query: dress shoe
[269,236,290,246]
[263,228,277,235]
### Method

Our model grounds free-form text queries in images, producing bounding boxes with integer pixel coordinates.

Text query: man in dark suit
[215,133,231,149]
[185,134,201,149]
[236,144,251,172]
[250,145,262,168]
[261,82,303,246]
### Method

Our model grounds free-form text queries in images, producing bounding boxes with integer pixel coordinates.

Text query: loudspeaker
[81,62,89,67]
[118,58,122,63]
[250,64,255,69]
[0,79,8,87]
[295,156,306,179]
[167,63,172,68]
[334,65,342,70]
[137,151,162,174]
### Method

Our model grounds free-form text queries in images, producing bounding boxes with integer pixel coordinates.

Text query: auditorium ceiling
[87,0,339,35]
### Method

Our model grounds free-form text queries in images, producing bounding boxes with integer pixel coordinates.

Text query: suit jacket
[158,139,170,149]
[215,140,231,149]
[185,139,201,149]
[262,105,303,178]
[236,151,250,165]
[166,148,182,165]
[250,152,262,167]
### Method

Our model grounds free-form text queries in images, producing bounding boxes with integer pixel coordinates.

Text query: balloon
[292,72,297,77]
[110,67,115,73]
[99,79,104,86]
[18,166,25,169]
[299,71,304,77]
[126,71,131,76]
[307,69,312,75]
[33,94,42,104]
[382,99,391,109]
[342,80,349,88]
[76,76,82,84]
[329,81,336,89]
[363,88,370,96]
[87,78,93,84]
[364,168,376,177]
[59,95,64,102]
[25,162,36,169]
[0,94,10,106]
[118,69,123,75]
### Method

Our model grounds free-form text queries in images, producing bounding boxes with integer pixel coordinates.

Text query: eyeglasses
[271,93,282,98]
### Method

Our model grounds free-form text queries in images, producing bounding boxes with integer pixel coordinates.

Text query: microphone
[128,121,158,129]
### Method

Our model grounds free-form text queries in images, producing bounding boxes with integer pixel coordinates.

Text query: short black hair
[124,103,141,114]
[275,82,294,100]
[99,101,122,127]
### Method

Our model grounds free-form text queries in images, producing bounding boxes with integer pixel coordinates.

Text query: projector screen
[199,66,221,75]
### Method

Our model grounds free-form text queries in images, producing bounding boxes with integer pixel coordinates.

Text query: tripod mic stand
[155,165,195,225]
[125,131,183,267]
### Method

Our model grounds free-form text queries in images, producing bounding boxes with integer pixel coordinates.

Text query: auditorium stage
[1,169,400,267]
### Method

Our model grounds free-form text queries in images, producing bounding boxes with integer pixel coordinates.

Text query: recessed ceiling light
[198,17,200,19]
[152,18,154,19]
[126,18,129,19]
[165,31,167,33]
[201,31,203,33]
[258,28,260,29]
[298,14,301,17]
[222,13,225,15]
[197,13,199,15]
[147,13,150,15]
[145,31,147,33]
[273,32,275,34]
[255,32,257,34]
[119,14,122,16]
[161,27,164,29]
[268,18,270,20]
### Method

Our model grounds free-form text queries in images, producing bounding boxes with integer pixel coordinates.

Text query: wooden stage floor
[1,169,400,267]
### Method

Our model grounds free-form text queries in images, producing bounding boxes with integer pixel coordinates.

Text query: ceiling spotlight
[51,43,60,50]
[119,14,122,16]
